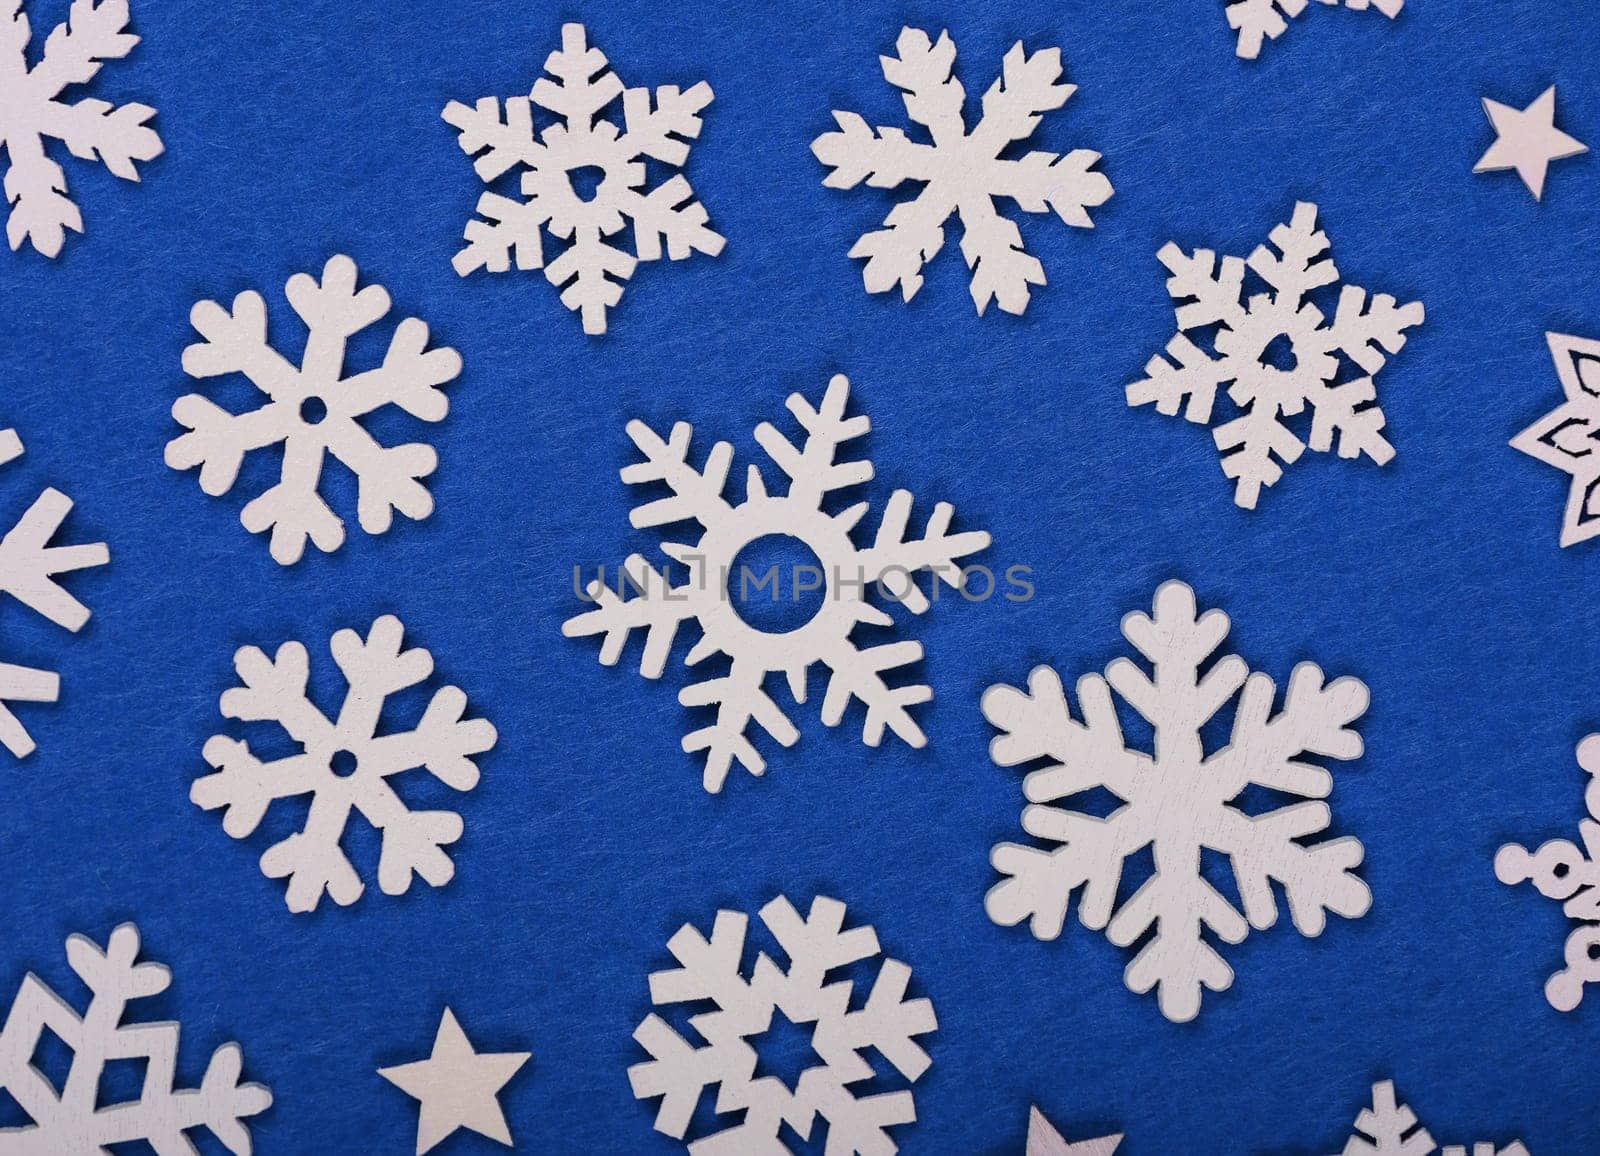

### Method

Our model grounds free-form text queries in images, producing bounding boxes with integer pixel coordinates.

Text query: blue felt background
[3,0,1600,1151]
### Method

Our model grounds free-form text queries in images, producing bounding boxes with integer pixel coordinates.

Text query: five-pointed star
[1026,1105,1123,1156]
[1474,86,1588,200]
[379,1008,532,1155]
[1511,331,1600,547]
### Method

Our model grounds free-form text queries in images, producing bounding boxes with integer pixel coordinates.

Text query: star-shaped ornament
[1026,1105,1123,1156]
[1474,86,1588,200]
[1512,332,1600,547]
[379,1008,532,1155]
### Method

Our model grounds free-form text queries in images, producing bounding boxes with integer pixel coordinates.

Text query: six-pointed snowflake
[0,923,272,1152]
[983,580,1371,1022]
[1128,202,1424,509]
[0,0,162,257]
[442,22,724,335]
[629,895,936,1155]
[164,254,463,565]
[1510,331,1600,548]
[812,26,1111,318]
[1494,730,1600,1012]
[563,373,989,793]
[1226,0,1404,61]
[190,615,497,913]
[1327,1080,1528,1156]
[0,426,107,758]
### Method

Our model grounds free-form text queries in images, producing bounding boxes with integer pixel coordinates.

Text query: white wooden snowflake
[1494,731,1600,1011]
[0,924,271,1152]
[442,22,724,335]
[190,615,497,913]
[1510,332,1600,548]
[1128,202,1423,509]
[1226,0,1404,61]
[0,0,162,257]
[164,254,462,565]
[984,580,1371,1022]
[629,895,936,1155]
[0,427,107,758]
[811,26,1112,317]
[563,373,989,793]
[1329,1080,1528,1156]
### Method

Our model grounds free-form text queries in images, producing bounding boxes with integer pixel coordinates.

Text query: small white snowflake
[0,923,272,1152]
[442,22,724,335]
[1128,202,1424,509]
[0,0,162,257]
[563,373,989,793]
[1225,0,1404,61]
[0,426,107,758]
[629,895,936,1155]
[1510,332,1600,548]
[164,254,463,565]
[1329,1080,1528,1156]
[1494,731,1600,1012]
[190,615,497,914]
[984,580,1371,1022]
[812,27,1112,317]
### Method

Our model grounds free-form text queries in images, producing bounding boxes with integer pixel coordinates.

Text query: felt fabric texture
[1,0,1597,1152]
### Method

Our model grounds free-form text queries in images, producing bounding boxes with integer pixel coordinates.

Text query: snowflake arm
[857,489,990,614]
[752,374,872,510]
[680,656,799,793]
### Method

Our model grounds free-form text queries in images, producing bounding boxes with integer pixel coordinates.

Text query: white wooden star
[379,1008,532,1155]
[1474,86,1588,200]
[1026,1105,1123,1156]
[1512,331,1600,547]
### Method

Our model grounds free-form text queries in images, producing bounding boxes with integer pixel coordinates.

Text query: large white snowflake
[1510,332,1600,548]
[1328,1080,1528,1156]
[629,895,936,1155]
[442,21,724,335]
[562,373,989,793]
[0,0,162,257]
[0,923,271,1153]
[190,615,498,914]
[1226,0,1404,60]
[1127,202,1424,509]
[811,26,1112,317]
[983,580,1371,1022]
[1494,731,1600,1012]
[164,254,463,565]
[0,426,107,759]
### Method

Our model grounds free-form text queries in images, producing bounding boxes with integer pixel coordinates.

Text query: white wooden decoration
[164,254,462,565]
[0,0,163,257]
[0,426,108,758]
[1494,731,1600,1011]
[378,1008,531,1156]
[984,580,1371,1022]
[0,924,271,1152]
[190,615,497,913]
[629,894,936,1154]
[1225,0,1404,61]
[442,22,724,335]
[1026,1105,1122,1156]
[1510,332,1600,547]
[1474,87,1588,201]
[563,373,989,792]
[811,26,1112,317]
[1128,202,1423,509]
[1332,1080,1529,1156]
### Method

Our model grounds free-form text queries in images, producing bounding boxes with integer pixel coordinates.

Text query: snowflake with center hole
[0,427,107,759]
[1225,0,1404,61]
[563,373,989,793]
[1494,731,1600,1012]
[1127,202,1424,509]
[0,0,163,257]
[629,895,936,1155]
[1329,1080,1528,1156]
[0,924,271,1153]
[441,22,724,335]
[190,615,497,914]
[811,26,1112,317]
[164,254,462,565]
[983,580,1372,1022]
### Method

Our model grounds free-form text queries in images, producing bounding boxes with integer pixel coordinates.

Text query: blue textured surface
[2,0,1599,1152]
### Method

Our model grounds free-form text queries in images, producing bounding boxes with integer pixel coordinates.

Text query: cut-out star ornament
[1027,1105,1123,1156]
[1474,86,1588,200]
[1512,331,1600,547]
[378,1009,531,1155]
